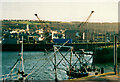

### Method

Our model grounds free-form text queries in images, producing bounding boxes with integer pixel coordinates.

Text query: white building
[26,24,29,31]
[36,29,43,34]
[51,30,65,39]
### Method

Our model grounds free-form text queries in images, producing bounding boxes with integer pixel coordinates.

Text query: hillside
[1,20,118,33]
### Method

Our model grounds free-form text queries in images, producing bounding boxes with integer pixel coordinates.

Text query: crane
[34,14,50,30]
[34,14,45,28]
[34,14,51,43]
[78,11,94,30]
[34,14,47,23]
[77,11,94,41]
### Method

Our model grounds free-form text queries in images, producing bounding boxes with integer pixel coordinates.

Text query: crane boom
[77,11,94,41]
[78,11,94,29]
[34,14,51,43]
[85,11,94,23]
[34,14,42,22]
[34,14,48,28]
[34,14,46,30]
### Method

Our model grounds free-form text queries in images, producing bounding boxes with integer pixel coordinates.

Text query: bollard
[101,67,104,74]
[118,63,120,75]
[55,78,58,82]
[95,72,98,75]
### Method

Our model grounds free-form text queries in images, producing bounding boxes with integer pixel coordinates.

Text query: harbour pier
[2,42,114,51]
[61,72,120,81]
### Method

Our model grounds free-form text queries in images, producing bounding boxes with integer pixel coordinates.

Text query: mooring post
[54,47,58,82]
[114,35,117,74]
[21,36,24,73]
[118,63,120,75]
[69,47,73,80]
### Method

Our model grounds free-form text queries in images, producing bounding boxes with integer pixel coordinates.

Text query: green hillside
[1,20,118,33]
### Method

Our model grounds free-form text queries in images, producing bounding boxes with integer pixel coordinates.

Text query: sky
[0,0,119,22]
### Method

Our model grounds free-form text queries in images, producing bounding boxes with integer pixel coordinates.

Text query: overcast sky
[0,0,119,22]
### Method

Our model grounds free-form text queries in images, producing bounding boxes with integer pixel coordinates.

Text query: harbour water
[1,51,114,80]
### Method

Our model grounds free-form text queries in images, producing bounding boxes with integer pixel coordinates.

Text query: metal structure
[34,14,51,43]
[53,45,73,80]
[49,43,95,80]
[34,14,46,31]
[34,14,50,30]
[78,11,94,31]
[1,40,95,81]
[34,14,43,23]
[78,11,94,41]
[114,35,118,75]
[1,36,27,80]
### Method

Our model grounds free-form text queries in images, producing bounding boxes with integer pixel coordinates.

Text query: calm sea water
[1,51,114,80]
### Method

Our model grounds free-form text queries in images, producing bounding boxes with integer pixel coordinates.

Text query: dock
[2,42,114,51]
[62,72,120,82]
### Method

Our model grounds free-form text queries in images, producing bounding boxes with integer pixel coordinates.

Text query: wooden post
[118,63,120,75]
[54,47,58,82]
[21,36,24,73]
[21,36,25,81]
[114,35,117,74]
[69,47,73,80]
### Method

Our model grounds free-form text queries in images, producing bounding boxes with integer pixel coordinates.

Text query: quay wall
[2,42,113,51]
[2,43,120,63]
[93,47,120,63]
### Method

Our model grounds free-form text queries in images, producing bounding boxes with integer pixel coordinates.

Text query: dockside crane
[78,11,94,30]
[34,14,46,29]
[34,14,42,22]
[78,11,94,41]
[34,14,51,43]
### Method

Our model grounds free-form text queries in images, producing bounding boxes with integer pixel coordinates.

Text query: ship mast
[21,36,24,73]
